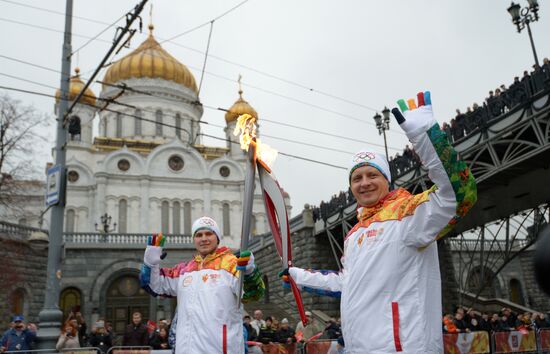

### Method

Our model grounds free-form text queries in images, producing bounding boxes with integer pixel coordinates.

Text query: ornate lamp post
[507,0,541,67]
[95,213,117,235]
[373,106,391,159]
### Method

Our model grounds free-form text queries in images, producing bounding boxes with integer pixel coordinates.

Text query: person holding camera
[1,315,37,353]
[56,322,80,351]
[88,320,112,353]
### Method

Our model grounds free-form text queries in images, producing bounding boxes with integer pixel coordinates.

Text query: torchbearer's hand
[391,91,437,139]
[144,233,167,267]
[236,250,256,275]
[278,268,291,289]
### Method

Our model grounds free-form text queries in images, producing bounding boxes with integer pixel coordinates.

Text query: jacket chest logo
[201,273,221,284]
[183,275,193,287]
[357,227,384,246]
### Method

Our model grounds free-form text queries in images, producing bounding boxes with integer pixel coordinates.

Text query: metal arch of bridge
[446,203,549,307]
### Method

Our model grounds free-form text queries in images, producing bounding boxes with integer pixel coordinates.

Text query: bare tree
[0,93,50,210]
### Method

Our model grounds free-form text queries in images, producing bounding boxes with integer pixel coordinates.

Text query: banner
[540,329,550,350]
[443,332,490,354]
[257,343,296,354]
[493,330,536,353]
[305,340,340,354]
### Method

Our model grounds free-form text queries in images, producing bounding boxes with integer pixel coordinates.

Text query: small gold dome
[225,89,258,123]
[102,28,198,93]
[55,68,97,106]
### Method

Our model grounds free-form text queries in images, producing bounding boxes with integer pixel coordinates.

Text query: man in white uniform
[283,91,477,353]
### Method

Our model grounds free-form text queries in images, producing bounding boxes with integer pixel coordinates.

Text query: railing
[445,238,529,252]
[0,220,46,239]
[63,233,192,245]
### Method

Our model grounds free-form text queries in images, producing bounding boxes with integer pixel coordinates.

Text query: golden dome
[225,89,258,123]
[55,68,97,106]
[102,25,198,93]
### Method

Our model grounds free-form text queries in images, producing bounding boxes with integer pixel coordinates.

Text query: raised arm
[140,234,179,297]
[392,91,477,248]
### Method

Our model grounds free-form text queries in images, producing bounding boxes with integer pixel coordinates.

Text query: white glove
[392,91,437,139]
[143,234,166,267]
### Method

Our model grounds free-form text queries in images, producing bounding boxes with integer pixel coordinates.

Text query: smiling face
[194,229,219,257]
[350,165,390,207]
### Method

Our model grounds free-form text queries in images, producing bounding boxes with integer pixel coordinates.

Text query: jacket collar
[194,246,230,264]
[356,188,411,222]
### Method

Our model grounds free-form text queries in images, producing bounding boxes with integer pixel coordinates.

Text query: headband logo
[199,217,216,227]
[353,151,375,163]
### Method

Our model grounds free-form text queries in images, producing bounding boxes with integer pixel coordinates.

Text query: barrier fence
[443,332,491,354]
[106,346,151,354]
[493,331,537,353]
[540,329,550,352]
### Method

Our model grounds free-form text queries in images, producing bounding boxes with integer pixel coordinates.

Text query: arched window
[134,109,142,136]
[161,201,169,234]
[509,279,525,305]
[183,202,192,235]
[59,287,81,321]
[175,114,182,139]
[116,112,122,138]
[66,209,75,232]
[173,202,181,234]
[156,110,163,136]
[118,199,128,233]
[10,288,26,317]
[222,203,230,236]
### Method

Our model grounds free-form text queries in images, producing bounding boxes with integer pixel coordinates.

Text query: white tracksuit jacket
[291,115,477,353]
[140,246,264,354]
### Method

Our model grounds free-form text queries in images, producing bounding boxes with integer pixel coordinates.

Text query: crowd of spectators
[443,57,550,143]
[443,306,550,335]
[312,58,550,223]
[244,309,343,352]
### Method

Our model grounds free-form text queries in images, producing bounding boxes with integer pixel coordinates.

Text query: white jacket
[291,117,477,353]
[141,246,263,354]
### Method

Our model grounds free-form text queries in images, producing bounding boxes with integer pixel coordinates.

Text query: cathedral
[54,24,290,248]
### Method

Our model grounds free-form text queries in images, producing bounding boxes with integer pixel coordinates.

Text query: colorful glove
[236,250,256,275]
[278,268,290,289]
[144,233,166,267]
[391,91,437,138]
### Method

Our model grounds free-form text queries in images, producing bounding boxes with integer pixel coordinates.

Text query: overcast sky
[2,0,550,216]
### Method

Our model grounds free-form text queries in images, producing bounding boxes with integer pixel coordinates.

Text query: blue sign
[46,165,61,206]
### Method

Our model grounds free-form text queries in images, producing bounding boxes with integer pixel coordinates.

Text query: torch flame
[233,113,278,168]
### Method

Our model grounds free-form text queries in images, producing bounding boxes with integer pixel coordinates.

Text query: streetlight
[507,0,541,67]
[373,106,391,159]
[95,213,117,235]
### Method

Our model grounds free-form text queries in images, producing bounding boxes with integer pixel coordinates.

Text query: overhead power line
[0,84,348,170]
[0,56,402,153]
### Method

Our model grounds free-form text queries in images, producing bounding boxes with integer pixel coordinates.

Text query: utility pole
[36,0,72,348]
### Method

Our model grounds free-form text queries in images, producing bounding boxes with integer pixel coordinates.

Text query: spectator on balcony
[509,76,527,107]
[275,318,295,344]
[521,70,533,97]
[441,122,452,142]
[542,58,550,81]
[403,145,414,168]
[531,64,546,93]
[454,109,466,139]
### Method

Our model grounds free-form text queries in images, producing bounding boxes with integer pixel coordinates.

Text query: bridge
[305,72,550,316]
